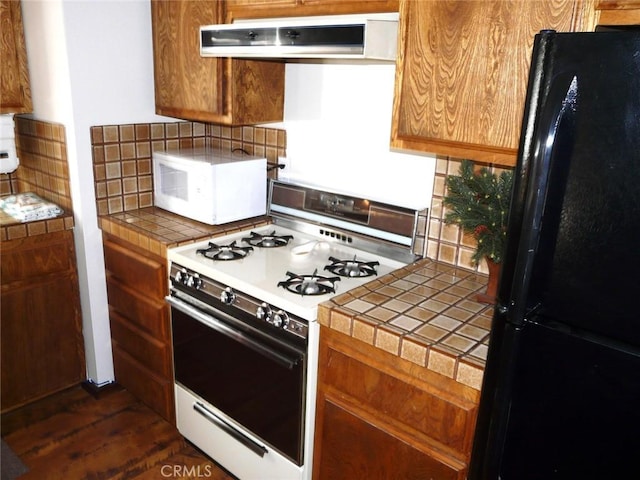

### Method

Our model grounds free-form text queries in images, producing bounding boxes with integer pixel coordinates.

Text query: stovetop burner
[242,230,294,248]
[324,255,380,278]
[196,241,253,261]
[278,269,341,296]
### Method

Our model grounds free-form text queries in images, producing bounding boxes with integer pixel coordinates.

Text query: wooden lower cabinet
[313,327,479,480]
[0,229,85,412]
[102,234,174,424]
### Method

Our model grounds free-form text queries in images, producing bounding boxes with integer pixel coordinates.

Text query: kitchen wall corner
[10,116,73,210]
[428,156,513,275]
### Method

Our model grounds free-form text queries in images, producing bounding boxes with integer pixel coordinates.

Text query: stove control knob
[272,310,289,328]
[256,303,272,321]
[187,273,202,290]
[220,287,236,305]
[175,268,188,285]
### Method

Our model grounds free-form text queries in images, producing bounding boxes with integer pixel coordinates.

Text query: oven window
[171,307,306,465]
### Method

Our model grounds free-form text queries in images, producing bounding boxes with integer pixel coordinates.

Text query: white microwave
[152,148,267,225]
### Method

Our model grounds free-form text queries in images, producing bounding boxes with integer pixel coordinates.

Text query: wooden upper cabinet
[1,0,32,114]
[391,0,598,167]
[596,0,640,25]
[151,0,284,125]
[225,0,398,21]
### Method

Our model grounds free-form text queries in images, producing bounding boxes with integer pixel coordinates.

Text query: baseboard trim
[81,380,121,399]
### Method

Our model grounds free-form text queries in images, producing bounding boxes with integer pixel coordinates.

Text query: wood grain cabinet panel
[313,327,479,480]
[111,343,174,423]
[109,310,172,377]
[596,0,640,24]
[102,234,174,423]
[106,277,169,339]
[151,0,285,125]
[391,0,597,166]
[0,0,32,114]
[225,0,398,19]
[317,401,464,480]
[1,230,84,412]
[103,239,165,298]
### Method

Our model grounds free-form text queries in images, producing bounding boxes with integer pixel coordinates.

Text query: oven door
[168,293,306,466]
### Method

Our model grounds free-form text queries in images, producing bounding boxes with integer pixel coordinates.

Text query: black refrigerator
[469,30,640,480]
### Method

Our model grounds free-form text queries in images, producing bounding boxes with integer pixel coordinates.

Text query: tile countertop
[318,259,495,391]
[99,207,271,255]
[0,208,75,241]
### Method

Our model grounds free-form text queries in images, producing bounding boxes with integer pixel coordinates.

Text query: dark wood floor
[1,385,237,479]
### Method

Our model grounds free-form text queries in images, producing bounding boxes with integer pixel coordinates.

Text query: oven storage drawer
[175,384,303,480]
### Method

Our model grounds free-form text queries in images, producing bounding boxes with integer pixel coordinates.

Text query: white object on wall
[0,114,19,174]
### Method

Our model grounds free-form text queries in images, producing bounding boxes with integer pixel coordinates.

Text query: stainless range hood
[200,13,399,61]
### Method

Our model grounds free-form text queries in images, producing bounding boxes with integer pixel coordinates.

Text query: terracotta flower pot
[476,258,500,304]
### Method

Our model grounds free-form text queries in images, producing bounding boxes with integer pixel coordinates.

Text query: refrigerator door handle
[507,74,578,321]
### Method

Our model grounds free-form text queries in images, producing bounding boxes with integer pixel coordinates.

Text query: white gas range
[167,180,426,480]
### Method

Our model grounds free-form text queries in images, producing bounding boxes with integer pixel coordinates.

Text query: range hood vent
[200,13,399,60]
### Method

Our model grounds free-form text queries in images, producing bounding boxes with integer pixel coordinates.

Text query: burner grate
[278,269,341,296]
[242,230,293,248]
[324,255,380,278]
[196,241,253,261]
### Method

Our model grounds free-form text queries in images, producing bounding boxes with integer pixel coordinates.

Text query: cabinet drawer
[1,230,74,284]
[324,348,476,455]
[109,310,172,377]
[103,237,166,298]
[112,343,174,423]
[106,275,169,340]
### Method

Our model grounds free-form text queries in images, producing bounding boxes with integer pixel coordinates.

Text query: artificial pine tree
[443,160,513,265]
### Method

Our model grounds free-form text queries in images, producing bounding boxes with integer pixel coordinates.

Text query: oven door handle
[167,295,301,370]
[193,401,268,458]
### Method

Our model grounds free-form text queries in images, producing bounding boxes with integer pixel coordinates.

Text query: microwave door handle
[166,295,300,370]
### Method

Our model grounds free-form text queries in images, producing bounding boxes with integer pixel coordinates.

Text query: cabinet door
[313,327,478,480]
[0,0,32,113]
[1,278,85,411]
[151,0,284,124]
[152,0,224,121]
[1,230,84,412]
[391,0,596,166]
[315,399,465,480]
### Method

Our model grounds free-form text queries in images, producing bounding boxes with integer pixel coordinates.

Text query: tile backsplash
[89,120,512,273]
[427,156,513,274]
[2,116,73,211]
[90,122,286,216]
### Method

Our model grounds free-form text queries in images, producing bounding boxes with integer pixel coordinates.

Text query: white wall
[21,0,174,386]
[277,62,436,210]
